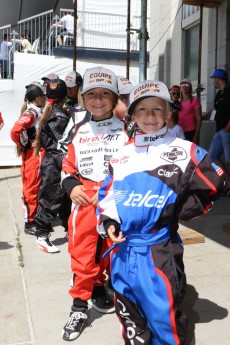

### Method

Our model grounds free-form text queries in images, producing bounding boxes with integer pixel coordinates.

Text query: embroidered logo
[160,146,187,163]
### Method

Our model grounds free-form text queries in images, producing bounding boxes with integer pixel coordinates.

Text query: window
[184,24,199,80]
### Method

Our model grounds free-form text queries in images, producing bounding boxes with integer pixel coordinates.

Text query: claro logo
[117,298,147,343]
[117,190,174,208]
[158,167,178,178]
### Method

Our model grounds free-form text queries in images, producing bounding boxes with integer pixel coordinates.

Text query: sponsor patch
[158,167,178,178]
[161,146,187,163]
[96,121,112,127]
[81,168,93,175]
[80,156,93,162]
[211,162,224,176]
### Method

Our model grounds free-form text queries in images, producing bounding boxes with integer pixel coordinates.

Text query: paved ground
[0,167,230,345]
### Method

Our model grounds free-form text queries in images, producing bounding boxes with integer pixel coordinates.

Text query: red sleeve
[62,142,78,176]
[10,112,35,146]
[61,142,82,196]
[0,113,3,123]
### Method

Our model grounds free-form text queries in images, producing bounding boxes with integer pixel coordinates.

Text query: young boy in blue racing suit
[97,80,225,345]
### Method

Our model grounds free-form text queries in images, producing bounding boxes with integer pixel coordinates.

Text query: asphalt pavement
[0,167,230,345]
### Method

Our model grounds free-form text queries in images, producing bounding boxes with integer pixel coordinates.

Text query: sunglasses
[171,92,180,96]
[180,83,191,87]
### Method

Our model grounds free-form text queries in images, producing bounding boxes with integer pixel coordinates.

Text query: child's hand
[90,186,99,206]
[70,185,91,206]
[107,225,126,244]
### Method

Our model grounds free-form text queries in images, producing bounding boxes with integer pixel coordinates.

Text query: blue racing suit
[97,127,224,345]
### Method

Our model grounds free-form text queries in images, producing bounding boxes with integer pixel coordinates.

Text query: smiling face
[83,88,118,120]
[132,97,169,134]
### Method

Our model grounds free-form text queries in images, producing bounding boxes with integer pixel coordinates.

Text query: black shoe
[89,295,115,314]
[24,221,37,236]
[107,278,114,297]
[62,311,88,341]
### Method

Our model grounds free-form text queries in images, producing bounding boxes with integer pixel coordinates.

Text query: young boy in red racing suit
[97,80,225,345]
[61,66,130,341]
[11,83,47,235]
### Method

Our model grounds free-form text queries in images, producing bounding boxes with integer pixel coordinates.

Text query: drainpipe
[215,6,218,69]
[196,4,204,100]
[139,0,149,82]
[73,0,77,71]
[126,0,131,79]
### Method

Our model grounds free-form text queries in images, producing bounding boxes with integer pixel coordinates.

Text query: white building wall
[149,0,228,109]
[150,0,183,84]
[169,1,183,86]
[148,0,230,150]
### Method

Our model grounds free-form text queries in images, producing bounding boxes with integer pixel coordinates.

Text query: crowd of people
[7,66,228,344]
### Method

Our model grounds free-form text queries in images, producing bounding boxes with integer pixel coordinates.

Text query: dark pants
[0,59,8,78]
[35,152,71,237]
[184,130,195,142]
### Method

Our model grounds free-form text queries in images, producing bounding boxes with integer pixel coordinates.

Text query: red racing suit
[61,114,129,302]
[10,104,44,222]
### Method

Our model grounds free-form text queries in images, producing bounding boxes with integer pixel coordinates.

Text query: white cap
[65,71,83,88]
[41,73,58,81]
[81,66,119,96]
[117,76,134,95]
[128,80,172,115]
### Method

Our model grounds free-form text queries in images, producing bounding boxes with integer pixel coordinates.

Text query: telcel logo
[123,190,173,208]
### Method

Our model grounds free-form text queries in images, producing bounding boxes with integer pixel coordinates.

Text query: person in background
[57,70,86,153]
[114,76,137,140]
[56,11,74,46]
[169,84,181,108]
[41,72,59,88]
[166,109,185,139]
[178,79,202,143]
[169,84,183,138]
[61,66,129,341]
[97,80,224,345]
[34,78,71,253]
[64,70,84,117]
[0,33,12,79]
[21,31,32,52]
[114,76,134,119]
[203,68,230,195]
[0,112,4,130]
[10,83,47,235]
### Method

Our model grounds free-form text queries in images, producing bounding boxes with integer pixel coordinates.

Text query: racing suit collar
[134,126,168,147]
[27,103,43,116]
[90,114,114,127]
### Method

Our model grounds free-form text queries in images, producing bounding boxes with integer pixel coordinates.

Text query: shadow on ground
[0,174,21,182]
[181,284,228,345]
[183,197,230,249]
[0,241,14,250]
